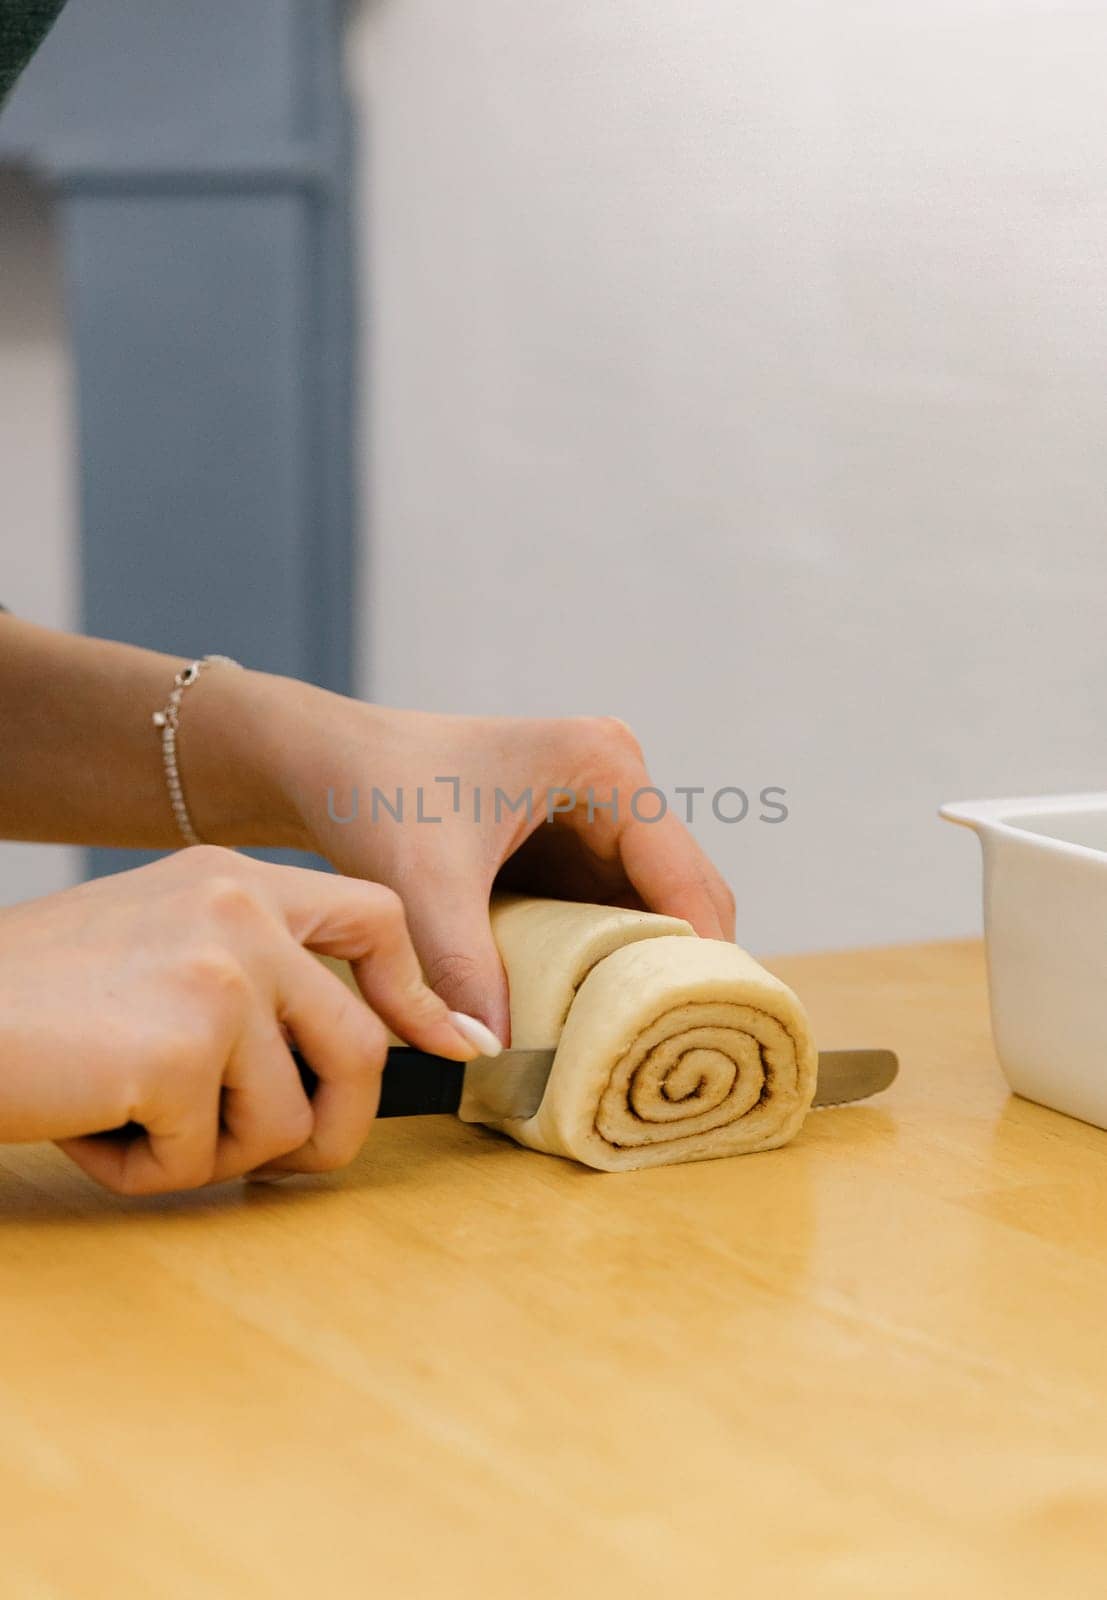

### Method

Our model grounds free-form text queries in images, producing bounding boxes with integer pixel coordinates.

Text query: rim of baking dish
[941,792,1107,867]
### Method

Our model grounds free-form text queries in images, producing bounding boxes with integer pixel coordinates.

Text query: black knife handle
[292,1047,465,1118]
[91,1045,467,1145]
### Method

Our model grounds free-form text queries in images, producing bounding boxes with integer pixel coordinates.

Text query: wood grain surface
[3,940,1106,1598]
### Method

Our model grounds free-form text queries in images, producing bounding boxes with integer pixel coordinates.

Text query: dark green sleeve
[0,0,67,105]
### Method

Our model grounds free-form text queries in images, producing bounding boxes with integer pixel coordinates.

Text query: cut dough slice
[473,895,817,1172]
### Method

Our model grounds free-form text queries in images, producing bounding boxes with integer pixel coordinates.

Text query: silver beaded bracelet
[152,655,242,846]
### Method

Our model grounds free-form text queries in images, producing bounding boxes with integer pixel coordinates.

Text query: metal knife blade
[338,1044,899,1123]
[810,1048,898,1108]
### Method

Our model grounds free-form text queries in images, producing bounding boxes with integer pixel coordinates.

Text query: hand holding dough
[476,896,818,1172]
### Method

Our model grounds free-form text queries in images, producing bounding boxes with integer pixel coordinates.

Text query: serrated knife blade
[808,1048,898,1108]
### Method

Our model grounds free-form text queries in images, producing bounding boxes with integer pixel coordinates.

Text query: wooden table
[4,941,1107,1598]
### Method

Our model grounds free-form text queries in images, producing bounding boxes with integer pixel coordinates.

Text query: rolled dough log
[477,895,817,1172]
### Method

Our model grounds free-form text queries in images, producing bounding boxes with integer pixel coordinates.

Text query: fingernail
[448,1011,503,1057]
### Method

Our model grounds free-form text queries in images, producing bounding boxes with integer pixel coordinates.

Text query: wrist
[177,665,311,851]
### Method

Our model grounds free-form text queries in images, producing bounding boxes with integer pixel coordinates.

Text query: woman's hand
[204,676,737,1043]
[0,848,480,1195]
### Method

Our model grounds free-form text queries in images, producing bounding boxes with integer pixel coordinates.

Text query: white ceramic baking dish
[942,793,1107,1130]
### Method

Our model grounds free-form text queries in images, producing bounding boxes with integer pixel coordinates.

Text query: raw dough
[476,895,817,1172]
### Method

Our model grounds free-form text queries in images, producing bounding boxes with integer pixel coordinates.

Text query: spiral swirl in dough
[479,897,817,1172]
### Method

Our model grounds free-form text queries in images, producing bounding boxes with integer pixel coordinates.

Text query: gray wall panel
[68,190,313,672]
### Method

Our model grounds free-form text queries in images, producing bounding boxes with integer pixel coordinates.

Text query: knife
[295,1045,898,1122]
[96,1047,898,1145]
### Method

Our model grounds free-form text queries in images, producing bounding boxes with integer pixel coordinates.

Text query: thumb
[400,874,512,1048]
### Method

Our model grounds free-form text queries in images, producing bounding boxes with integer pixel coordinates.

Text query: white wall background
[5,5,1107,952]
[347,0,1107,954]
[0,169,78,906]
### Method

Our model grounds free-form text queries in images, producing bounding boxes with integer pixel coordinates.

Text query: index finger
[617,811,735,941]
[228,861,480,1060]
